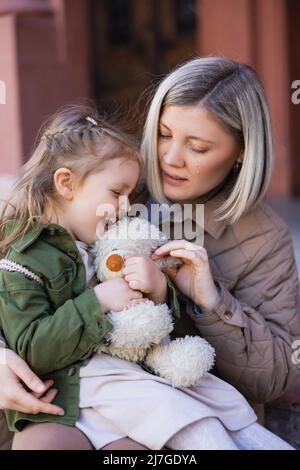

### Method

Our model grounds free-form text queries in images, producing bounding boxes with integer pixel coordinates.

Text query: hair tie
[86,116,98,126]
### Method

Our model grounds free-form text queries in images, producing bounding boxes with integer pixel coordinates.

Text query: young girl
[0,105,293,450]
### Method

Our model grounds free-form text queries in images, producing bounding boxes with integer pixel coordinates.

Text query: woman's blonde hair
[142,56,274,224]
[0,104,141,255]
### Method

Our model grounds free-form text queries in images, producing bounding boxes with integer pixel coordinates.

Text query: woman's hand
[0,349,64,415]
[152,240,220,310]
[122,254,167,304]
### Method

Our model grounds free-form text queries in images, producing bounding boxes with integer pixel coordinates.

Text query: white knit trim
[0,259,44,287]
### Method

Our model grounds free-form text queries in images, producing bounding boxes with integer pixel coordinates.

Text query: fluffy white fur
[144,336,216,388]
[92,216,215,387]
[92,217,180,281]
[97,300,173,362]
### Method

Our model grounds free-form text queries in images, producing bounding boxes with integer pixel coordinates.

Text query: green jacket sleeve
[0,272,112,375]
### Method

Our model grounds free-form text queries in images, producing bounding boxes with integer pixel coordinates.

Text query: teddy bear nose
[106,253,124,272]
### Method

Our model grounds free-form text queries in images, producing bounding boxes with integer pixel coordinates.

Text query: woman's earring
[233,161,242,175]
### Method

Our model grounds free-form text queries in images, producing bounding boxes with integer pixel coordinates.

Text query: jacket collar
[136,176,235,241]
[201,187,232,240]
[5,220,65,253]
[190,174,236,240]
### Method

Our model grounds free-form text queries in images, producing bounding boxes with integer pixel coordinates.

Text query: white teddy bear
[91,216,215,388]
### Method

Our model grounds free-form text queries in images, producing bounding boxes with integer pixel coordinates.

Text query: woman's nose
[162,143,185,167]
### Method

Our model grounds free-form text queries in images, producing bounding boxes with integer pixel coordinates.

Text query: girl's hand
[122,254,167,304]
[94,277,143,313]
[0,349,64,415]
[152,240,220,310]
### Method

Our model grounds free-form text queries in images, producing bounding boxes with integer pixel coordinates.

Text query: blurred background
[0,0,299,193]
[0,0,299,446]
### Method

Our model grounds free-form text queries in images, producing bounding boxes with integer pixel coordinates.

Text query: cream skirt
[75,353,257,450]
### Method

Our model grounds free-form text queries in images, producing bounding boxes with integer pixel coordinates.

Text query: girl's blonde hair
[0,104,141,255]
[142,56,274,224]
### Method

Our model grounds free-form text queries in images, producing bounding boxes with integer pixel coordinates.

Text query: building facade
[0,0,299,197]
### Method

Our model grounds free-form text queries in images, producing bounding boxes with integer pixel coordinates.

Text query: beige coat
[166,187,300,405]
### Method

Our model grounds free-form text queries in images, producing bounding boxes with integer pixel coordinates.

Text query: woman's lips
[163,170,188,186]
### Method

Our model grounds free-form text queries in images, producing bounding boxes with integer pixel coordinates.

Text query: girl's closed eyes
[110,189,122,197]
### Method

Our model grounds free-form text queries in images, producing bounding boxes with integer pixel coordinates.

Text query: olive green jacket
[0,220,180,432]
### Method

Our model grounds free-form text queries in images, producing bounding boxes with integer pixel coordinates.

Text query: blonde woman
[1,57,299,450]
[140,56,300,406]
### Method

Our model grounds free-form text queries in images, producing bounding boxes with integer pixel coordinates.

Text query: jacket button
[48,227,56,236]
[224,310,233,320]
[68,250,78,261]
[67,367,77,376]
